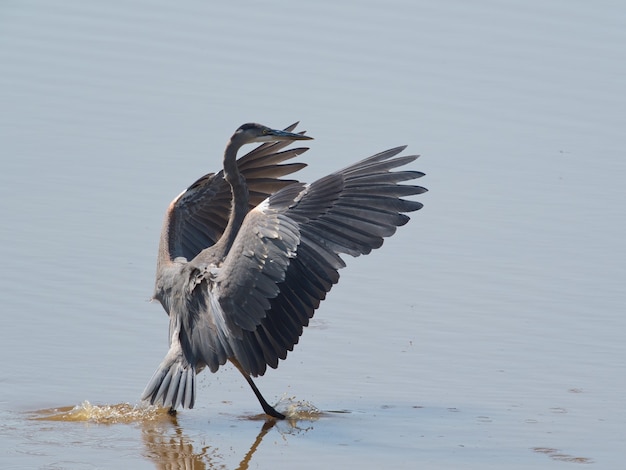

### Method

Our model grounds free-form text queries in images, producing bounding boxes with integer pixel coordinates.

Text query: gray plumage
[141,122,427,418]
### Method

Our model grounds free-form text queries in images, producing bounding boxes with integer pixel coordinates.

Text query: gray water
[1,1,625,468]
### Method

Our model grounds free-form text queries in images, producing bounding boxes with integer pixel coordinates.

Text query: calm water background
[1,1,625,468]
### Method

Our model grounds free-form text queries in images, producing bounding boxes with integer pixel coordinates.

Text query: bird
[141,122,427,419]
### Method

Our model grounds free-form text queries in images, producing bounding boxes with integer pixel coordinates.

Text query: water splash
[30,401,172,424]
[32,396,329,424]
[274,395,323,421]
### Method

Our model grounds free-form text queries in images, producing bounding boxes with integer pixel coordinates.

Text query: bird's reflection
[234,420,276,470]
[141,412,313,470]
[142,412,222,470]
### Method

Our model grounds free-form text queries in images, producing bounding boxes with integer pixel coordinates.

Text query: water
[1,0,625,468]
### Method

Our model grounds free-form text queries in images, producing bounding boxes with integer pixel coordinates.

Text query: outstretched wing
[184,146,426,376]
[159,123,310,265]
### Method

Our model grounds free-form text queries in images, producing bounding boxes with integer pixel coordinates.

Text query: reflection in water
[142,414,228,470]
[236,421,277,470]
[32,400,320,469]
[141,405,318,469]
[142,415,279,470]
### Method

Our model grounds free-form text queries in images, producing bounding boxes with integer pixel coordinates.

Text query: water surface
[1,0,625,468]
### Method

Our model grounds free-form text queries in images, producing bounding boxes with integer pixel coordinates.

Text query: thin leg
[242,373,286,420]
[230,358,286,419]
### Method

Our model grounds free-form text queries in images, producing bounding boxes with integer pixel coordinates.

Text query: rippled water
[1,0,625,468]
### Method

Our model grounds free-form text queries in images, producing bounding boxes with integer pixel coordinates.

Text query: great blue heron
[141,122,426,419]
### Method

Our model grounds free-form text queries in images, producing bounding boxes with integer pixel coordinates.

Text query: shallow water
[2,0,626,468]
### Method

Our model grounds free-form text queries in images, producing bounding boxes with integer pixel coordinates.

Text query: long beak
[268,128,313,141]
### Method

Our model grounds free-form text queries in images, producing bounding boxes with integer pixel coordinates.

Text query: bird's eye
[262,128,270,135]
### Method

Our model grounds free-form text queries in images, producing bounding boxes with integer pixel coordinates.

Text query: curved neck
[211,137,249,259]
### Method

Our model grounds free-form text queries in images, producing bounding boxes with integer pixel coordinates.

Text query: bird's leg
[243,373,286,420]
[231,359,286,419]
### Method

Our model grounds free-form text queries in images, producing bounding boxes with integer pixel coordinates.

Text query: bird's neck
[213,139,250,259]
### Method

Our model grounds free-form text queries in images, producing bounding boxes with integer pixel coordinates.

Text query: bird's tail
[141,342,196,410]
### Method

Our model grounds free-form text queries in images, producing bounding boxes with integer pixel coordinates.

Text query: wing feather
[212,209,301,334]
[189,147,426,376]
[159,124,310,264]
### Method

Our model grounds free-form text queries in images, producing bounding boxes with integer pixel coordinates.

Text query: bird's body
[142,123,426,418]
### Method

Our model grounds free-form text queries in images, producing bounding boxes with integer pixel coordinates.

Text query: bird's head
[232,123,313,145]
